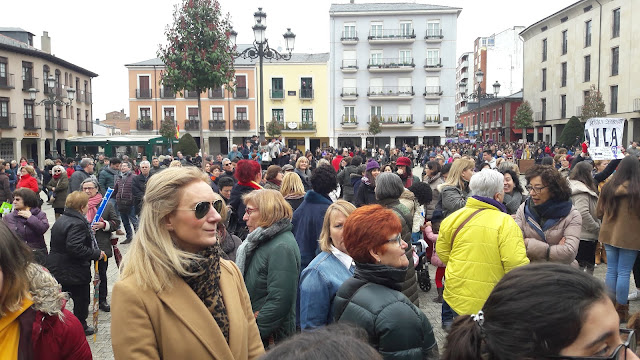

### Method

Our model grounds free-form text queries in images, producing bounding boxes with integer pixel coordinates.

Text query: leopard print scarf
[182,245,230,343]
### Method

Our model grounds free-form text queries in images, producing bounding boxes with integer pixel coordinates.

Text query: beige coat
[568,179,600,241]
[400,189,423,233]
[598,182,640,251]
[515,202,582,266]
[111,259,265,360]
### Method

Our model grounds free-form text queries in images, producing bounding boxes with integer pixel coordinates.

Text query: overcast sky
[5,0,577,121]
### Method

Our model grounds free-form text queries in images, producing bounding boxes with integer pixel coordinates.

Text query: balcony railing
[54,87,66,98]
[367,58,415,71]
[341,31,358,42]
[371,114,414,125]
[368,29,416,40]
[367,86,414,96]
[209,120,226,131]
[22,77,38,92]
[635,98,640,112]
[208,88,223,99]
[300,89,314,99]
[424,86,443,96]
[0,74,15,89]
[424,58,443,69]
[234,87,249,99]
[341,59,358,70]
[87,121,93,134]
[341,115,358,126]
[270,89,284,99]
[24,115,41,130]
[77,119,86,132]
[424,114,442,125]
[281,121,316,131]
[425,29,444,40]
[75,90,85,103]
[184,90,200,99]
[233,119,250,131]
[85,91,92,104]
[136,88,152,99]
[185,119,201,130]
[161,88,176,99]
[341,87,358,98]
[137,118,153,131]
[0,113,16,128]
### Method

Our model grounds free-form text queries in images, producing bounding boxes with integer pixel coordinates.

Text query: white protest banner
[584,118,625,160]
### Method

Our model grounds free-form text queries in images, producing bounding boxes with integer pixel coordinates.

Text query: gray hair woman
[46,165,69,219]
[374,172,418,306]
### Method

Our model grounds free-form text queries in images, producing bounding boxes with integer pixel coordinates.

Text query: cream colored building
[521,0,640,144]
[0,28,97,166]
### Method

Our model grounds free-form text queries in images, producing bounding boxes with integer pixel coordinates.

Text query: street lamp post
[459,69,500,139]
[29,75,75,159]
[229,8,296,142]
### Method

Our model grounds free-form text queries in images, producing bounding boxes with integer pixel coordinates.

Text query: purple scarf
[472,195,507,213]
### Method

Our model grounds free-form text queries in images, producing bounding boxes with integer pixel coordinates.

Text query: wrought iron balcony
[281,121,316,131]
[208,88,224,99]
[424,58,443,70]
[0,73,15,89]
[137,118,153,131]
[424,114,441,126]
[54,87,67,98]
[75,90,85,103]
[341,87,358,100]
[233,119,250,131]
[85,91,92,104]
[341,59,358,72]
[234,87,249,99]
[22,77,39,92]
[424,86,443,97]
[161,88,176,99]
[77,119,86,132]
[136,88,152,99]
[341,31,358,43]
[368,29,416,42]
[425,29,444,40]
[0,113,16,128]
[341,115,358,127]
[24,115,41,130]
[367,58,415,72]
[87,121,93,134]
[184,119,201,130]
[270,89,284,99]
[184,90,200,99]
[209,120,226,131]
[371,114,414,126]
[367,86,414,99]
[299,89,314,100]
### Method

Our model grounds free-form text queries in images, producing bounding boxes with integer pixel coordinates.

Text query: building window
[140,108,151,120]
[584,55,591,82]
[542,38,547,61]
[370,22,383,37]
[541,98,547,121]
[22,61,33,90]
[612,8,620,38]
[611,47,619,76]
[188,107,199,120]
[301,109,313,122]
[344,106,355,122]
[427,21,441,37]
[272,109,284,122]
[0,97,8,118]
[542,68,547,91]
[369,51,383,66]
[585,20,592,47]
[271,78,283,99]
[343,23,356,40]
[236,107,247,121]
[610,85,618,113]
[561,95,567,118]
[400,21,412,37]
[561,30,568,55]
[164,107,175,121]
[370,105,381,121]
[426,49,440,66]
[235,75,247,98]
[0,57,7,87]
[399,50,412,64]
[300,77,313,99]
[212,107,223,121]
[561,62,567,87]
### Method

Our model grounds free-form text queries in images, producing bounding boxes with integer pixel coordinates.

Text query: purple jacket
[3,207,50,249]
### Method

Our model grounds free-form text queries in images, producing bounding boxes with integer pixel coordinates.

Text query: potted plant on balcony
[140,118,153,129]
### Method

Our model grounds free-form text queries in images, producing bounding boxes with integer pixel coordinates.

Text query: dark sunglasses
[177,199,224,219]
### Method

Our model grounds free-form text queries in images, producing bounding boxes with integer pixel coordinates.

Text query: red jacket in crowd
[17,175,39,194]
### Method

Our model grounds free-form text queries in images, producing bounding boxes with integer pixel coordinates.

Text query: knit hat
[396,157,411,167]
[366,160,380,172]
[582,142,588,154]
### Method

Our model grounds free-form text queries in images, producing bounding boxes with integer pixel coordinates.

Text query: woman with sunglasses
[111,167,264,359]
[46,165,69,220]
[236,189,301,349]
[443,263,639,360]
[334,204,439,359]
[515,165,581,266]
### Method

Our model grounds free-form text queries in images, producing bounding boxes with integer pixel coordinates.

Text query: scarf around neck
[86,193,103,223]
[354,262,407,291]
[235,218,291,275]
[237,181,263,190]
[181,245,229,343]
[524,197,573,241]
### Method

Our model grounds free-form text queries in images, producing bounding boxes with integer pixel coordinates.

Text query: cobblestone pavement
[38,188,639,359]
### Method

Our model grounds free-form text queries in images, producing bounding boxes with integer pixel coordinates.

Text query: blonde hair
[295,156,309,169]
[169,160,182,167]
[119,167,210,292]
[213,192,227,222]
[443,158,475,190]
[280,172,306,198]
[319,200,356,253]
[243,189,293,228]
[26,264,67,320]
[22,165,36,176]
[65,191,89,211]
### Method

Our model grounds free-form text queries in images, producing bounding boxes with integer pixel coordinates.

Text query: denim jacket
[299,251,354,330]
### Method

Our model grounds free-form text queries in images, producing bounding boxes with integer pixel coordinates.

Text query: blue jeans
[604,244,638,305]
[442,292,458,324]
[120,206,139,240]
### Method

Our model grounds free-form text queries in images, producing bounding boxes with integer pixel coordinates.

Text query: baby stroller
[412,239,431,292]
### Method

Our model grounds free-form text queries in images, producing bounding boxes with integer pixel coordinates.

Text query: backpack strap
[451,208,486,246]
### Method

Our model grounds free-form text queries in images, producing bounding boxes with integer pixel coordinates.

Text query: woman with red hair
[334,205,439,359]
[228,160,263,239]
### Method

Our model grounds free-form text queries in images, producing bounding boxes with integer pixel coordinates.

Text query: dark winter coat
[48,208,102,285]
[0,171,12,203]
[132,173,150,214]
[243,221,301,347]
[94,201,120,258]
[292,190,333,271]
[337,165,358,202]
[3,207,49,249]
[113,172,135,213]
[284,194,305,212]
[334,263,439,360]
[229,183,259,233]
[354,180,377,207]
[294,168,312,192]
[98,167,118,195]
[68,169,91,193]
[46,176,69,209]
[351,173,363,198]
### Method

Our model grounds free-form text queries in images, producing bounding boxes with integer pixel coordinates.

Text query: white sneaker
[628,290,640,301]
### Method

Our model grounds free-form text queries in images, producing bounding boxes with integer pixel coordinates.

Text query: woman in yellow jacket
[436,169,529,317]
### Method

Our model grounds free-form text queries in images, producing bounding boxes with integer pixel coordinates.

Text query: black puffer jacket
[354,180,376,207]
[334,263,439,360]
[48,209,101,285]
[337,165,358,202]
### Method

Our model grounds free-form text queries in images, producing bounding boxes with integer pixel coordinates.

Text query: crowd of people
[1,137,640,359]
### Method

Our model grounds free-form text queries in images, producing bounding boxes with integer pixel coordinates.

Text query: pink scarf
[86,193,103,223]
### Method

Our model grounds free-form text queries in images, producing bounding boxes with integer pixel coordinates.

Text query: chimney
[41,31,51,54]
[350,0,354,3]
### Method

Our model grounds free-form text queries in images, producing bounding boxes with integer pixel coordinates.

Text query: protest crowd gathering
[2,134,640,360]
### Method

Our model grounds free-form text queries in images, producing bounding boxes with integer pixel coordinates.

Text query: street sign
[24,132,39,137]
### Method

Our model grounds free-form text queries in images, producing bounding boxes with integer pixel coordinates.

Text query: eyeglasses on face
[387,234,402,247]
[82,186,96,191]
[550,329,636,360]
[245,207,259,216]
[176,199,224,219]
[526,185,548,194]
